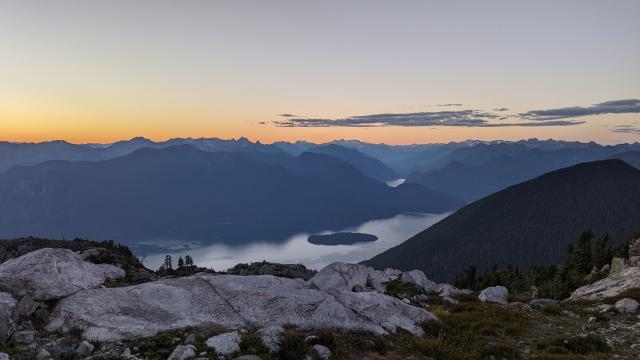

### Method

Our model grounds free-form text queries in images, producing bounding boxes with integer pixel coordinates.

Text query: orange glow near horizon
[1,112,638,146]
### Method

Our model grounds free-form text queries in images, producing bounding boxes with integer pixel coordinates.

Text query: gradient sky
[1,0,639,145]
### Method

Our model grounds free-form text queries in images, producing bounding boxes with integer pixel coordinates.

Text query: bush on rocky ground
[535,335,610,355]
[455,231,635,300]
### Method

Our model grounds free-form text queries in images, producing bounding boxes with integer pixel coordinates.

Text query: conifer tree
[164,254,173,270]
[185,255,194,267]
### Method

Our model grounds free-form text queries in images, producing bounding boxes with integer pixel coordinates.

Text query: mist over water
[145,212,449,271]
[385,178,406,187]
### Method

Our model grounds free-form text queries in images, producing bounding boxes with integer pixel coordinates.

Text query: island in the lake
[307,232,379,245]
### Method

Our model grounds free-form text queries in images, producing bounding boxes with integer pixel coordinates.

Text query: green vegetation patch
[384,279,422,298]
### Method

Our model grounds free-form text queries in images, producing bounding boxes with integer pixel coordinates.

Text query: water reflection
[144,212,449,271]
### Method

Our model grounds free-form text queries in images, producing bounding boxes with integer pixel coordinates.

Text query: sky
[0,0,639,145]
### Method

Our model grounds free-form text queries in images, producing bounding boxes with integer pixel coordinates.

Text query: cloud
[275,98,640,128]
[611,124,640,135]
[274,109,582,128]
[520,99,640,120]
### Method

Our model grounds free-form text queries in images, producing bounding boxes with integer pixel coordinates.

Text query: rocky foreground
[0,240,639,359]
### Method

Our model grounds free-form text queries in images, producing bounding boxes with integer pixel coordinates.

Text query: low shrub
[384,279,422,298]
[478,343,522,360]
[535,335,610,355]
[277,331,309,360]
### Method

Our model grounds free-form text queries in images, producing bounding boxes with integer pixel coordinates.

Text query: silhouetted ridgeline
[364,160,640,281]
[306,144,398,182]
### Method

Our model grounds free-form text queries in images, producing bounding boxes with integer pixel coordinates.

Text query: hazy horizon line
[2,135,638,148]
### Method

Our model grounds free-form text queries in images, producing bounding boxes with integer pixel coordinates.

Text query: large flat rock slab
[47,274,434,341]
[0,248,125,300]
[569,267,640,301]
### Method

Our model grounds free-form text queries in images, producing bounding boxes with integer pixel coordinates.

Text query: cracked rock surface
[47,273,435,341]
[0,248,125,300]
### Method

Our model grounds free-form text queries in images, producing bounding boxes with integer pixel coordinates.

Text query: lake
[144,211,450,271]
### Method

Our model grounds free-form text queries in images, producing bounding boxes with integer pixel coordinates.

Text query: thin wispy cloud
[612,124,640,135]
[273,110,581,128]
[520,99,640,120]
[274,99,638,129]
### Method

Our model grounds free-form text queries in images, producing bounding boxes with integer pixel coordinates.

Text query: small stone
[629,238,640,257]
[168,345,197,360]
[441,296,458,304]
[13,330,35,344]
[509,302,533,312]
[588,316,597,323]
[356,339,375,350]
[37,349,51,360]
[610,258,630,275]
[206,331,241,356]
[402,298,411,304]
[614,298,639,314]
[257,325,285,353]
[185,333,196,344]
[596,304,614,313]
[76,341,95,357]
[0,353,9,360]
[529,298,559,309]
[305,335,319,343]
[313,344,332,360]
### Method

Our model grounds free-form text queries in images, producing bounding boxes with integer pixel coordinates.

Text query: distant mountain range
[406,142,640,201]
[306,144,398,182]
[363,159,640,281]
[0,145,463,249]
[4,137,639,187]
[0,136,285,174]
